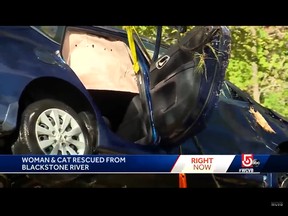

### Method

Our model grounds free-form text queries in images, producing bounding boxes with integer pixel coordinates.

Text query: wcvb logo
[241,154,254,168]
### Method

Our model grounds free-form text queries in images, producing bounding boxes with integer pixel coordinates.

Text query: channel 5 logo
[239,154,260,173]
[241,154,260,168]
[241,154,254,168]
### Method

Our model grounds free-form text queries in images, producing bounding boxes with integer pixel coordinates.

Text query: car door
[146,26,232,146]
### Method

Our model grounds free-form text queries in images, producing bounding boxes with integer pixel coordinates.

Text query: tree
[227,26,288,117]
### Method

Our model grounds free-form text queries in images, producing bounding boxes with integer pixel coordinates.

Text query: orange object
[179,173,187,188]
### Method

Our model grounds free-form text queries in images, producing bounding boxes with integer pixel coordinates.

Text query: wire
[192,136,221,188]
[152,26,162,62]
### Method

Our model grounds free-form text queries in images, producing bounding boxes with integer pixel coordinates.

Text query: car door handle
[156,55,170,69]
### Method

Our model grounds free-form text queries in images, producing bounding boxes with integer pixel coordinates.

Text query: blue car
[0,26,287,188]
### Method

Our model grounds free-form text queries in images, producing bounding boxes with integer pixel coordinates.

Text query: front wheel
[12,99,94,186]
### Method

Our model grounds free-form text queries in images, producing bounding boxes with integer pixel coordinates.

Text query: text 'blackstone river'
[21,156,126,171]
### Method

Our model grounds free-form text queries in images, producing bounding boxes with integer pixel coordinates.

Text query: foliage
[227,26,288,117]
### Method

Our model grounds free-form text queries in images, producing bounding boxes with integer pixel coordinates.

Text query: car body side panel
[194,96,288,154]
[0,27,100,132]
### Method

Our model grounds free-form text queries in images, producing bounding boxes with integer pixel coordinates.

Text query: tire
[12,99,94,186]
[78,111,98,152]
[0,174,10,188]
